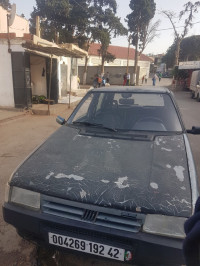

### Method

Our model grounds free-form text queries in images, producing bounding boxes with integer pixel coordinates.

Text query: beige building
[0,6,29,37]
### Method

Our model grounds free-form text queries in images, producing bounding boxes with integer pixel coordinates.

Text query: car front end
[3,87,200,265]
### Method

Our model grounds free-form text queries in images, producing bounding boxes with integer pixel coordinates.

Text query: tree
[126,0,156,85]
[89,3,127,73]
[180,35,200,61]
[162,43,176,69]
[162,1,200,66]
[162,35,200,68]
[30,0,89,44]
[0,0,11,10]
[30,0,127,83]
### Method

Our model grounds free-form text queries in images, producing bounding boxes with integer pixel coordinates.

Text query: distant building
[78,43,153,85]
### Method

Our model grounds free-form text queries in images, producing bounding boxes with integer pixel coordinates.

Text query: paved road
[0,80,200,265]
[173,90,200,179]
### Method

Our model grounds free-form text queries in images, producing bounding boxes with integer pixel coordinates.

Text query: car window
[72,93,94,122]
[69,92,182,132]
[114,93,165,107]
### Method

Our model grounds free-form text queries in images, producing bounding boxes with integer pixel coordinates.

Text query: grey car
[3,87,200,265]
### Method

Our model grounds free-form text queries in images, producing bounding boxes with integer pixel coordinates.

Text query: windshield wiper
[72,121,117,132]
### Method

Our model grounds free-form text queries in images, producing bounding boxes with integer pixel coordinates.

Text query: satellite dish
[8,4,16,27]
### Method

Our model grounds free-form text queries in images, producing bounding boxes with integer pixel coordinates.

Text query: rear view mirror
[56,116,65,125]
[187,126,200,135]
[119,98,134,105]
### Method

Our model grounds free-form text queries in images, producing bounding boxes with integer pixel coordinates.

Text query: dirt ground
[0,107,70,266]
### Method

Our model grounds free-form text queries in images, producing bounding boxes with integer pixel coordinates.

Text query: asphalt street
[0,79,200,265]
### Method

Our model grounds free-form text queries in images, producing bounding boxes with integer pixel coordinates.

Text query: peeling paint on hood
[10,126,192,217]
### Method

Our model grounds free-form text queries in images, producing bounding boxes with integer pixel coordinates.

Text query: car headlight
[143,214,187,239]
[10,186,40,210]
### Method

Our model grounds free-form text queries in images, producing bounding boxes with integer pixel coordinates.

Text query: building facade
[78,43,153,85]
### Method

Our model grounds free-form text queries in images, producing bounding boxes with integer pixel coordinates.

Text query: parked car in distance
[3,87,200,265]
[190,70,200,100]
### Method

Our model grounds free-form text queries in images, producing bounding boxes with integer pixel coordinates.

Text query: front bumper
[3,203,185,265]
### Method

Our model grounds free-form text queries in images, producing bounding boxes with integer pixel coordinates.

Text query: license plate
[49,232,125,261]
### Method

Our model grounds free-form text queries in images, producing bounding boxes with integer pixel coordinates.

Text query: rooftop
[89,43,153,62]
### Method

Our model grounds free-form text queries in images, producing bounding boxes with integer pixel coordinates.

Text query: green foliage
[126,0,156,47]
[30,0,127,72]
[162,43,176,69]
[162,35,200,68]
[180,35,200,61]
[0,0,11,10]
[30,0,89,43]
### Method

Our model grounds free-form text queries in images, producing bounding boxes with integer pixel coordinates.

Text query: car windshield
[68,91,183,132]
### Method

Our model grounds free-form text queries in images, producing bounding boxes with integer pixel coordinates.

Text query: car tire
[197,94,200,102]
[191,92,195,99]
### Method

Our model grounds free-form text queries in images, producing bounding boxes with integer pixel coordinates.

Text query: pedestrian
[77,76,80,89]
[159,72,162,82]
[98,75,102,87]
[102,76,106,86]
[142,76,145,84]
[123,73,127,86]
[145,75,148,84]
[106,72,110,84]
[126,73,130,86]
[152,74,158,86]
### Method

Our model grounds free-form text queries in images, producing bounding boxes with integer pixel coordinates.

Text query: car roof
[91,86,171,94]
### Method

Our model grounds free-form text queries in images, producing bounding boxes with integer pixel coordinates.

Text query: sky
[10,0,200,55]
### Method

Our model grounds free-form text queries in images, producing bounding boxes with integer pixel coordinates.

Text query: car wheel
[197,94,200,102]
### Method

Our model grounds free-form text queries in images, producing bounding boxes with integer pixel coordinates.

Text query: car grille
[42,197,144,233]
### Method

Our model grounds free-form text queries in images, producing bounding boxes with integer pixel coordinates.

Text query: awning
[22,42,86,58]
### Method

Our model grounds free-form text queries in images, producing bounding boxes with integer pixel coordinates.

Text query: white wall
[78,56,151,79]
[58,57,78,99]
[0,43,14,107]
[30,55,47,96]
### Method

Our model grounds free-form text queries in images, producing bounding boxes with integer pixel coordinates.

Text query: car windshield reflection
[68,91,183,133]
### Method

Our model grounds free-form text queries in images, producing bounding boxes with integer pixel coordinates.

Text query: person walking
[123,73,127,86]
[106,72,110,84]
[159,72,162,82]
[98,75,102,87]
[142,76,145,84]
[145,75,148,84]
[152,74,158,86]
[102,76,106,86]
[126,73,130,86]
[77,76,80,89]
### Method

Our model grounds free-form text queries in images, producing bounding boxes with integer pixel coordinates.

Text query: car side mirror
[187,126,200,135]
[56,116,65,125]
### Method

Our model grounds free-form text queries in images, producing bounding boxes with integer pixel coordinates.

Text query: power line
[156,21,200,32]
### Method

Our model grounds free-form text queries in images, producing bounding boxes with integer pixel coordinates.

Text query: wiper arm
[72,121,117,132]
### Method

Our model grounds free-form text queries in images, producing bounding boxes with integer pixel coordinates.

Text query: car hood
[10,126,192,217]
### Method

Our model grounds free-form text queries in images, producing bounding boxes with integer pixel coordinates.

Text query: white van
[190,70,200,100]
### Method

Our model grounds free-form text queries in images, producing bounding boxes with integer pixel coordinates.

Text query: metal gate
[11,52,32,108]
